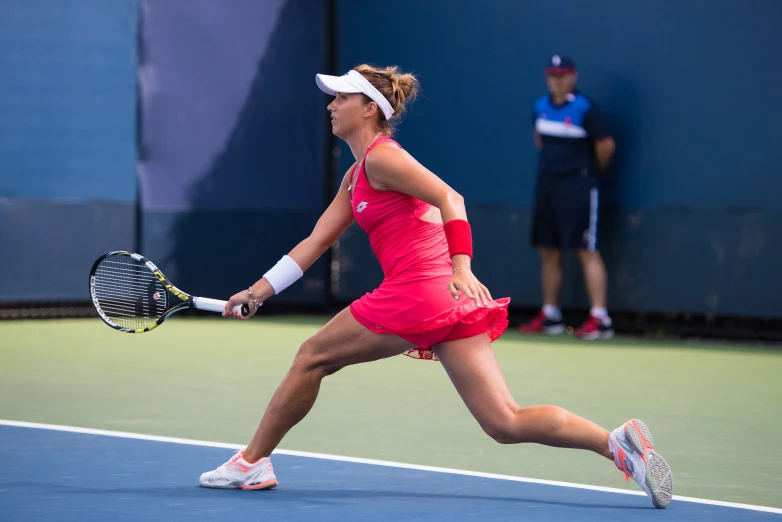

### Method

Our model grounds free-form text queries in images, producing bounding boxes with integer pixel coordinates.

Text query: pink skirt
[350,271,510,361]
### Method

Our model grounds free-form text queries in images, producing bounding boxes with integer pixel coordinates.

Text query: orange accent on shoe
[630,420,654,451]
[614,447,632,481]
[628,420,654,466]
[239,478,278,490]
[226,451,251,473]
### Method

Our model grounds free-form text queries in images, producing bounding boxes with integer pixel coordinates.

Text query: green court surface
[1,317,780,509]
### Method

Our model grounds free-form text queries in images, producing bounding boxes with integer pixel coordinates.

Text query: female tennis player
[199,64,673,508]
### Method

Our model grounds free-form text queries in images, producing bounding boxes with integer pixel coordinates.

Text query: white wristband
[262,255,303,294]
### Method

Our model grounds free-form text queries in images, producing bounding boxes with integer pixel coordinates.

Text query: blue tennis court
[1,423,779,521]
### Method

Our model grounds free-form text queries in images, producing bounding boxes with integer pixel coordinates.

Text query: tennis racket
[89,251,248,333]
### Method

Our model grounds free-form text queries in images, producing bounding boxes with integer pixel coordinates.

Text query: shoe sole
[200,476,279,490]
[240,478,278,490]
[624,419,673,509]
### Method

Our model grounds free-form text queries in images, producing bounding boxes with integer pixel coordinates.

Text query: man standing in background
[519,55,616,340]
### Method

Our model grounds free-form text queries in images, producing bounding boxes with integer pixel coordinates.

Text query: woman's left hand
[448,266,492,307]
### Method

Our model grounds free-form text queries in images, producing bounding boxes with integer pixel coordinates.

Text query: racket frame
[89,251,245,333]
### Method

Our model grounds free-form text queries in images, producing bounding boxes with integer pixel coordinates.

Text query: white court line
[1,419,780,515]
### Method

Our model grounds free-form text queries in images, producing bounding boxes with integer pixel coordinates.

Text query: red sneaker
[574,315,614,340]
[518,311,565,335]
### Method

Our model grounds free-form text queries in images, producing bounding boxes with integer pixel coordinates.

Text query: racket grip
[193,297,249,316]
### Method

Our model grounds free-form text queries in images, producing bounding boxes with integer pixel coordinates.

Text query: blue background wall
[137,0,330,304]
[2,0,780,318]
[333,0,782,317]
[0,0,138,301]
[0,0,331,304]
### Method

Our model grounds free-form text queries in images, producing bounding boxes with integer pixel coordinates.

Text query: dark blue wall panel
[334,0,782,317]
[137,0,330,303]
[137,0,329,213]
[141,211,327,305]
[0,199,134,301]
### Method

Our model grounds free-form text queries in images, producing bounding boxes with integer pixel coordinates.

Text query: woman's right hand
[223,289,256,320]
[223,279,273,320]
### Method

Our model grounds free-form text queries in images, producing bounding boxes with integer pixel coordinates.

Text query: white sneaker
[199,450,278,490]
[608,419,674,508]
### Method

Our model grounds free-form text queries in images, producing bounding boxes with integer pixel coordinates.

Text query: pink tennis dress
[348,137,510,360]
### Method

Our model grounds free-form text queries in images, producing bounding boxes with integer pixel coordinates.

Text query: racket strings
[91,254,167,330]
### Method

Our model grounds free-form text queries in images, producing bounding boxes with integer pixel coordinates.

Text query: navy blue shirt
[532,91,610,178]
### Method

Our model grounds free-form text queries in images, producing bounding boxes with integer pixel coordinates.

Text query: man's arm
[594,136,616,173]
[532,107,542,149]
[583,103,615,173]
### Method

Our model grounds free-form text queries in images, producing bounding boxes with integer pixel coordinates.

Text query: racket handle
[193,297,249,316]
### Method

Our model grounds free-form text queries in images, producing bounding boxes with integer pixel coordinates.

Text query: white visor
[316,69,394,120]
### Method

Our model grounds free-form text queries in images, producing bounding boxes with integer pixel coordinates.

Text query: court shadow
[266,488,651,510]
[13,482,650,511]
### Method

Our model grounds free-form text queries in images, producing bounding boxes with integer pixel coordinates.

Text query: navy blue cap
[546,54,576,73]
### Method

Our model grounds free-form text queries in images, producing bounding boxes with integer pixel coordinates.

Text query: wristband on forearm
[443,219,473,259]
[262,255,304,294]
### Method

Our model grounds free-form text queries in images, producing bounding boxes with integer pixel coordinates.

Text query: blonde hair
[353,64,419,136]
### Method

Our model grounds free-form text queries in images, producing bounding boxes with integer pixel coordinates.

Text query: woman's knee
[292,338,343,377]
[478,406,522,444]
[481,418,518,444]
[480,405,569,444]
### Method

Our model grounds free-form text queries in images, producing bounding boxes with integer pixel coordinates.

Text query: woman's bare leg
[433,334,613,459]
[243,307,414,461]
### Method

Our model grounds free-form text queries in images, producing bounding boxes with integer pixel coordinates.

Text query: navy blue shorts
[531,177,600,251]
